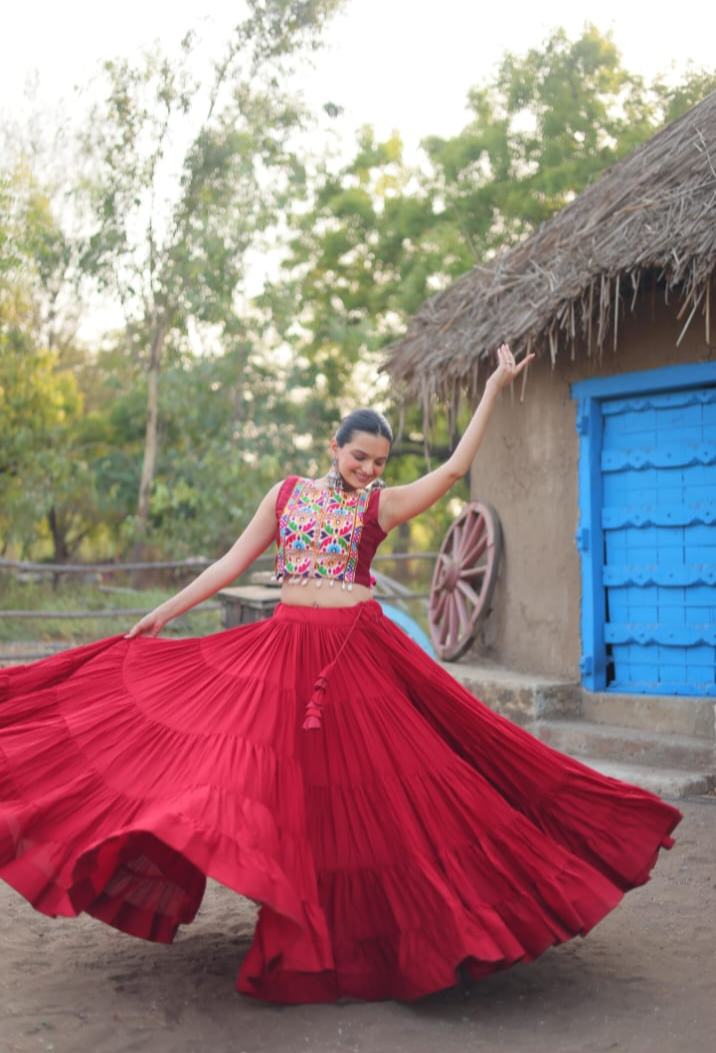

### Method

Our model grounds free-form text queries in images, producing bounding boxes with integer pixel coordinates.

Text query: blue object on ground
[381,603,436,658]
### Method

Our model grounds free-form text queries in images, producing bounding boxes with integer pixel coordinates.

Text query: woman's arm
[126,481,283,638]
[379,345,532,532]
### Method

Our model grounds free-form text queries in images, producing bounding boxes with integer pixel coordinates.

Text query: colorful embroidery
[274,479,370,588]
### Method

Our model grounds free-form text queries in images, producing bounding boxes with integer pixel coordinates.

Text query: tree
[275,26,716,378]
[78,1,345,553]
[263,26,716,553]
[0,161,93,561]
[423,26,716,255]
[0,330,85,557]
[0,139,169,562]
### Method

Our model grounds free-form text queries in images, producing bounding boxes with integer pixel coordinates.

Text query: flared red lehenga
[0,600,681,1003]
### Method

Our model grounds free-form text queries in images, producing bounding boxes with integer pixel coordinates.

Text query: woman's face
[331,430,391,490]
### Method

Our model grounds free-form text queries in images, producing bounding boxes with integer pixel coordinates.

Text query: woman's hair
[335,408,393,447]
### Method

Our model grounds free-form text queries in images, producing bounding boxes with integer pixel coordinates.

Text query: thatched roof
[384,90,716,399]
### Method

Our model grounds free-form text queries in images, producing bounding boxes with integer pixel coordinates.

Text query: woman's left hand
[488,343,534,391]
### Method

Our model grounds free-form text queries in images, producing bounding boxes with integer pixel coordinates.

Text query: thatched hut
[384,91,716,698]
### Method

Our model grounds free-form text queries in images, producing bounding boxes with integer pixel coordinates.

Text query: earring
[326,458,344,490]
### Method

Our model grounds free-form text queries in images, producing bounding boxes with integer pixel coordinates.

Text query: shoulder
[274,475,306,515]
[364,486,386,535]
[373,483,404,534]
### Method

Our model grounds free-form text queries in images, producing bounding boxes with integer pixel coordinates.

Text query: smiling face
[331,430,391,490]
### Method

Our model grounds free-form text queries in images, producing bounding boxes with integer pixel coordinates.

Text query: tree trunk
[47,507,70,563]
[132,321,168,561]
[47,506,69,592]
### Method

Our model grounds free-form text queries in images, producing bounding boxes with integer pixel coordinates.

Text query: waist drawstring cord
[302,605,368,731]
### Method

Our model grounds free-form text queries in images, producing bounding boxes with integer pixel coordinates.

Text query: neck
[316,473,356,493]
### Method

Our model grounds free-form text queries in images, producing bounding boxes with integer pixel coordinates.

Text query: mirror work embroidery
[274,478,370,590]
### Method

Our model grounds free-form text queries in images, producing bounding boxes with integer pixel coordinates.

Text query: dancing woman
[0,345,681,1003]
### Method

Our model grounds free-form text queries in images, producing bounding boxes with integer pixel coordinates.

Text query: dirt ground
[0,796,714,1053]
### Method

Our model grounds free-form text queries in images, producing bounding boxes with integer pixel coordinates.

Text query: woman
[0,345,681,1004]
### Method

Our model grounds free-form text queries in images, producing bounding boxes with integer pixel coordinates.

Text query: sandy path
[1,797,714,1053]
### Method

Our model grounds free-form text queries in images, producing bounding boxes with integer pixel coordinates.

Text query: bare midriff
[279,581,374,608]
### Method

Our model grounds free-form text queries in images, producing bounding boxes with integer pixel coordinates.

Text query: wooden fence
[0,553,434,662]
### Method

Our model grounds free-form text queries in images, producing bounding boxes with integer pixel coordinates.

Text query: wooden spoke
[428,502,502,661]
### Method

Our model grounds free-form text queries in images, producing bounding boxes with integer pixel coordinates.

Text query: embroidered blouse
[273,476,387,589]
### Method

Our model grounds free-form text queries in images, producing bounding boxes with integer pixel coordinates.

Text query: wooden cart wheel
[428,501,502,661]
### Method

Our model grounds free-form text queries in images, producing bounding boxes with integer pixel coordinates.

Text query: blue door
[573,364,716,696]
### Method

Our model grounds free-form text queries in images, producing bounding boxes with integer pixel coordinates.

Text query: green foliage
[0,175,21,287]
[651,68,716,123]
[140,343,337,556]
[0,162,140,563]
[0,332,83,554]
[262,25,716,552]
[424,29,716,255]
[2,19,715,571]
[426,26,646,248]
[76,2,344,537]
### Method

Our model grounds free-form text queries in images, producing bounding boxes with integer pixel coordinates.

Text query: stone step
[532,717,715,771]
[447,662,716,798]
[569,757,716,800]
[578,691,715,741]
[450,662,716,737]
[447,663,579,726]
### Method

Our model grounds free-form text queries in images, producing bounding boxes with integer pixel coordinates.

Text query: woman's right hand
[125,609,169,639]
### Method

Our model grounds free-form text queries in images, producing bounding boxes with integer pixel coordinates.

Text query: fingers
[124,616,153,639]
[488,344,535,394]
[495,344,534,374]
[514,353,534,374]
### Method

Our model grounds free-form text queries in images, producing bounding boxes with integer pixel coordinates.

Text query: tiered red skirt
[0,600,681,1003]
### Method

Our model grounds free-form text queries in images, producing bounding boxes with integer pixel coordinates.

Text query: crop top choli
[273,475,387,589]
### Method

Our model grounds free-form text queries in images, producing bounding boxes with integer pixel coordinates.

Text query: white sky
[2,1,713,154]
[2,1,712,342]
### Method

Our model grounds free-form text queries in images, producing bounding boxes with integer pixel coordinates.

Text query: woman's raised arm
[378,345,533,532]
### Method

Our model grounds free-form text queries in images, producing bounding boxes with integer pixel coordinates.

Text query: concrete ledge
[444,659,716,799]
[579,692,716,741]
[441,660,580,726]
[531,717,716,770]
[578,758,716,800]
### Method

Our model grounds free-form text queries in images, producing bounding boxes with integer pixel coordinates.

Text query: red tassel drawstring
[302,675,329,730]
[302,605,367,731]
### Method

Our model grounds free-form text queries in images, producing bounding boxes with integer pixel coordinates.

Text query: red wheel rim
[428,501,502,661]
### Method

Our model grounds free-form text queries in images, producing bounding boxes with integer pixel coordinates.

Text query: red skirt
[0,600,681,1003]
